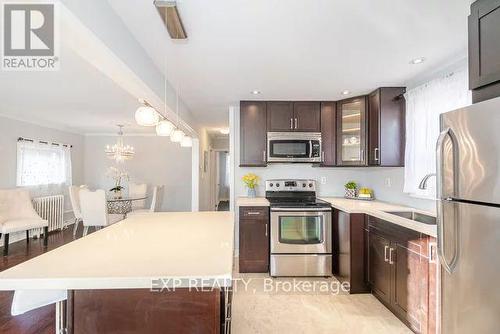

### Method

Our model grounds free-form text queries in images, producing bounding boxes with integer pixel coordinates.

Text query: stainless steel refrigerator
[437,96,500,333]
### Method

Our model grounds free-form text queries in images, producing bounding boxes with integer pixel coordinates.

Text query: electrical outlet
[320,177,327,185]
[384,177,392,188]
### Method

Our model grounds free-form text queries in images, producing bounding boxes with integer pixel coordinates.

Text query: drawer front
[240,206,269,219]
[368,216,429,257]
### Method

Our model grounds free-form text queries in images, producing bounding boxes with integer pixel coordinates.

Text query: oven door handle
[309,141,313,158]
[271,207,331,212]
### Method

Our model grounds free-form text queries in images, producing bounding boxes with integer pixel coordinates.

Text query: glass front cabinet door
[336,97,367,166]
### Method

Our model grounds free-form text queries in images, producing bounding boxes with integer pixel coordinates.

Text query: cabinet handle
[262,150,266,162]
[374,148,379,161]
[429,242,437,263]
[247,211,261,215]
[389,247,395,265]
[322,151,325,162]
[265,223,268,237]
[360,149,364,161]
[295,118,298,129]
[290,118,293,129]
[384,245,389,262]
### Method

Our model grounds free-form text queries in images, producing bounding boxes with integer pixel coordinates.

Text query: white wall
[0,115,85,245]
[83,135,192,212]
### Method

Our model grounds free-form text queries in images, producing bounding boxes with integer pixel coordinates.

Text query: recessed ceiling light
[341,90,350,95]
[251,90,261,95]
[410,57,426,65]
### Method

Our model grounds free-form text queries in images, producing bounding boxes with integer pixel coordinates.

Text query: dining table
[106,196,147,217]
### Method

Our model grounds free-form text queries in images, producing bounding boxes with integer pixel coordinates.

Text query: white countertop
[0,212,235,290]
[320,197,437,237]
[236,196,436,237]
[237,197,270,206]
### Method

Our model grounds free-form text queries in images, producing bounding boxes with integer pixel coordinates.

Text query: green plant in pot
[344,181,358,199]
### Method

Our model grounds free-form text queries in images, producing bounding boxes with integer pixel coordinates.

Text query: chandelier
[105,125,135,163]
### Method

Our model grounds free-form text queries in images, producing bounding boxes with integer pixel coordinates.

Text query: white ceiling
[111,0,471,128]
[0,43,145,134]
[0,1,472,134]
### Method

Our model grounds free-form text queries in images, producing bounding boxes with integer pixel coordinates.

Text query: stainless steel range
[266,179,332,277]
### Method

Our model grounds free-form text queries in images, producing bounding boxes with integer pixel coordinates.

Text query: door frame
[210,148,230,210]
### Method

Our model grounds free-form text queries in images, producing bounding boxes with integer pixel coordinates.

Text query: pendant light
[135,101,159,126]
[156,119,175,136]
[170,129,185,142]
[180,135,192,147]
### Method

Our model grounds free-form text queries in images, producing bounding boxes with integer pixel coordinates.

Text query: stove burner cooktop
[268,198,331,209]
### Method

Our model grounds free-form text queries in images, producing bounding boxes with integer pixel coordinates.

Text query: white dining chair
[128,182,147,210]
[0,188,48,256]
[79,189,122,236]
[128,186,163,216]
[68,185,87,237]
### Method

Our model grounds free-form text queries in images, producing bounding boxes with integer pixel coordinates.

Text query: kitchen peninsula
[0,212,234,334]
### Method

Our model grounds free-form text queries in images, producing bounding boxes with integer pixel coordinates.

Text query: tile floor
[231,261,411,334]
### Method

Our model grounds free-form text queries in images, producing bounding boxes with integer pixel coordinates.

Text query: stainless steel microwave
[267,132,322,163]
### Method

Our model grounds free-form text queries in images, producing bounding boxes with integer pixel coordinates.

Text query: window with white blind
[403,67,472,199]
[16,140,72,187]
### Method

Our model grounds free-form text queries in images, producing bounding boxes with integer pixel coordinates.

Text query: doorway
[210,150,230,211]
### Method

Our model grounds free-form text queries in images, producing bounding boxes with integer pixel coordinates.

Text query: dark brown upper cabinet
[336,96,367,166]
[320,102,336,166]
[368,88,406,167]
[267,102,294,131]
[267,102,321,132]
[293,102,321,131]
[469,0,500,103]
[240,101,267,167]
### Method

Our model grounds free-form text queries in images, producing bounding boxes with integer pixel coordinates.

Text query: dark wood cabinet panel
[239,207,269,273]
[391,241,429,333]
[336,96,367,166]
[367,216,436,334]
[240,101,267,167]
[368,91,380,166]
[267,102,294,132]
[368,231,392,305]
[332,211,369,294]
[469,0,500,102]
[320,102,336,166]
[293,102,321,132]
[368,88,406,167]
[71,289,221,334]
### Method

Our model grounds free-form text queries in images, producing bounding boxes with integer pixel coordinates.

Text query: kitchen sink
[383,211,437,225]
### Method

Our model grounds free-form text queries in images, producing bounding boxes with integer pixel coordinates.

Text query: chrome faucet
[418,173,436,190]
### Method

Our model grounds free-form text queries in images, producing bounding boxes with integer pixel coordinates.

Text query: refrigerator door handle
[436,127,460,274]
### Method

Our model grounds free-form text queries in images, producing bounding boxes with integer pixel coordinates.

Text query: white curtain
[404,68,472,199]
[17,141,72,189]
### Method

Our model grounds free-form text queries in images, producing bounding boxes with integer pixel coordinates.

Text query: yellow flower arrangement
[242,173,259,189]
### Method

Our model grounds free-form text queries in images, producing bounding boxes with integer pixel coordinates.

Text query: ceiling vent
[153,1,187,39]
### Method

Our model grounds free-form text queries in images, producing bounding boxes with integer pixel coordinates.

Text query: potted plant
[242,173,260,198]
[344,181,357,199]
[106,167,129,199]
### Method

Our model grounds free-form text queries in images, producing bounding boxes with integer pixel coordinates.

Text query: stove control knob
[276,183,280,187]
[269,183,273,187]
[302,183,306,187]
[308,183,313,188]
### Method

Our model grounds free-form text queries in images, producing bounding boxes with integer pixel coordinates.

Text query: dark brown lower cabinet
[332,211,369,293]
[367,216,437,334]
[239,206,269,273]
[368,231,391,305]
